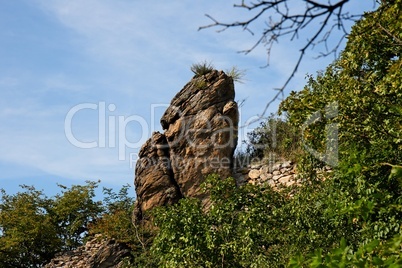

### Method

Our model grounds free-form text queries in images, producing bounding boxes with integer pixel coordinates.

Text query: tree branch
[199,0,378,122]
[377,22,402,45]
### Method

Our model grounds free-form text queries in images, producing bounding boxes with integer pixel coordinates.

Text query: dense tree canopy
[0,182,136,268]
[0,186,59,267]
[280,0,402,177]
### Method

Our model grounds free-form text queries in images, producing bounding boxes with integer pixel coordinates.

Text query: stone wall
[234,160,332,190]
[234,161,299,189]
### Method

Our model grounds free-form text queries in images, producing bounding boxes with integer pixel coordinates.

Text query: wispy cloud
[0,0,374,190]
[1,1,285,186]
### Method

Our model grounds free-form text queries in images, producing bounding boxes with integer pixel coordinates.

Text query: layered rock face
[134,70,238,223]
[133,132,182,223]
[44,235,131,268]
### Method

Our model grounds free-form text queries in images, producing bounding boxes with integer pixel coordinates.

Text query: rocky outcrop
[161,70,238,202]
[133,132,182,224]
[134,70,238,223]
[44,235,131,268]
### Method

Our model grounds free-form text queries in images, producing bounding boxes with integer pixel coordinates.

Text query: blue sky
[0,1,376,197]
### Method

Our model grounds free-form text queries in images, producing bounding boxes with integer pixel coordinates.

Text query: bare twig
[199,0,378,123]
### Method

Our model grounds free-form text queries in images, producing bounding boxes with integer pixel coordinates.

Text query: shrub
[226,66,246,83]
[190,61,214,77]
[0,181,104,267]
[89,184,135,245]
[245,114,301,163]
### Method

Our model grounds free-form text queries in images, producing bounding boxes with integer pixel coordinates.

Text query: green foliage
[279,0,402,265]
[290,234,402,267]
[141,2,402,267]
[0,182,139,267]
[280,1,402,166]
[88,184,156,267]
[190,61,214,77]
[150,174,287,267]
[246,114,301,162]
[89,184,135,244]
[0,186,59,267]
[193,79,208,90]
[53,181,103,250]
[149,174,372,267]
[2,2,402,267]
[148,173,375,267]
[226,66,246,83]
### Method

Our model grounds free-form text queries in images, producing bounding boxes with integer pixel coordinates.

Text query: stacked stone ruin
[234,160,299,188]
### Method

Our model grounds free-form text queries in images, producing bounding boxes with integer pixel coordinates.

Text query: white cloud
[36,1,191,68]
[1,0,376,189]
